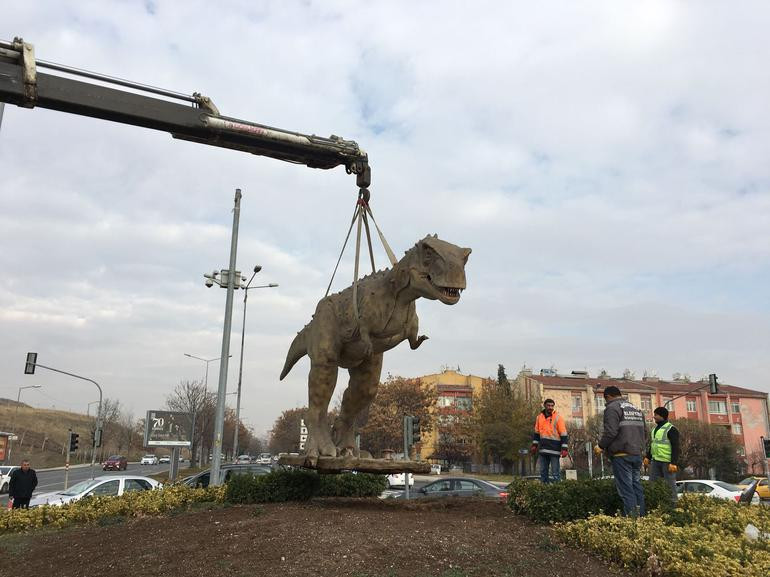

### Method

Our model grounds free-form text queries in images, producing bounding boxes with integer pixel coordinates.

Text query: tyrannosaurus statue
[280,235,471,464]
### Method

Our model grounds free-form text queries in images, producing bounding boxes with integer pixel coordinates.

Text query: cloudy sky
[1,1,768,436]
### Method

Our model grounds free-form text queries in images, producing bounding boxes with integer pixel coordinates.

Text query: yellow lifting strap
[325,188,397,322]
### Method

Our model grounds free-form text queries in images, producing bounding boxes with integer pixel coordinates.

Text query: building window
[595,397,605,411]
[686,399,697,413]
[640,396,652,412]
[572,395,582,413]
[732,423,743,435]
[662,398,673,410]
[731,402,741,414]
[570,417,584,428]
[455,397,472,411]
[438,396,453,408]
[737,446,746,457]
[708,401,727,415]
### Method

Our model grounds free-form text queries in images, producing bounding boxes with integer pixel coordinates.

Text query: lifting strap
[325,188,397,323]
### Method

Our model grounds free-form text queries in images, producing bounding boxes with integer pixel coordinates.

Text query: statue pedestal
[278,455,431,475]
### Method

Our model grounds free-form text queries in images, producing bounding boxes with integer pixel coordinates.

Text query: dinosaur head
[409,235,471,305]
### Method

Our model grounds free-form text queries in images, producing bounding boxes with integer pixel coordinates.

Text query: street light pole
[183,353,228,464]
[210,188,242,486]
[232,269,278,458]
[8,385,41,462]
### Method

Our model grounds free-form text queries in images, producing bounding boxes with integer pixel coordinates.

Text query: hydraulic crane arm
[0,37,370,187]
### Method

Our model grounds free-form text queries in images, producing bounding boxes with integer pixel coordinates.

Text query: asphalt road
[1,462,172,505]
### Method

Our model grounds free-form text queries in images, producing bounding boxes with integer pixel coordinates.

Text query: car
[158,455,171,464]
[258,453,272,465]
[28,475,159,507]
[385,473,414,488]
[675,480,761,504]
[393,477,508,501]
[180,464,272,488]
[102,455,128,471]
[235,454,251,464]
[0,466,19,494]
[738,476,770,500]
[430,464,442,475]
[141,454,159,465]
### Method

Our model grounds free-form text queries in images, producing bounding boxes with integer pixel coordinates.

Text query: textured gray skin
[280,235,471,464]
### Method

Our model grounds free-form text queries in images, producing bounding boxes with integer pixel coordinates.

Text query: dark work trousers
[649,459,678,503]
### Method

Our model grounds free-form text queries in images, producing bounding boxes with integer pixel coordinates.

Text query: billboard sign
[0,434,7,461]
[144,410,192,447]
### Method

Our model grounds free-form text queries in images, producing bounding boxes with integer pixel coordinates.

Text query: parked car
[141,454,159,465]
[235,455,251,464]
[394,477,508,501]
[258,453,272,465]
[102,455,128,471]
[738,476,770,500]
[430,464,442,475]
[385,473,414,488]
[180,464,272,488]
[29,475,159,507]
[158,455,171,464]
[675,480,761,504]
[0,466,20,494]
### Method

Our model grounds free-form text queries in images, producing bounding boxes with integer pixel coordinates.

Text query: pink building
[516,369,770,475]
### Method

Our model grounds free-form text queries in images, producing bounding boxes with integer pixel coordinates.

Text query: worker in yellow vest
[644,406,679,503]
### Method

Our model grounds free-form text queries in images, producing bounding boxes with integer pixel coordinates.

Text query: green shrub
[507,477,672,523]
[555,496,770,577]
[225,469,387,504]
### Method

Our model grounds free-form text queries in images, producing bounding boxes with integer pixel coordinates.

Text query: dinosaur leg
[332,353,383,456]
[407,313,429,350]
[305,362,339,466]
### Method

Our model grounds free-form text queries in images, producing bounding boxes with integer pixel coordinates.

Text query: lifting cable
[325,188,397,322]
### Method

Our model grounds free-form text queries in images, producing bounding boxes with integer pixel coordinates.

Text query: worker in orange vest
[530,399,569,483]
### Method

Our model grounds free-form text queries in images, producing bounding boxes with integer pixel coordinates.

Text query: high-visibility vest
[651,421,673,462]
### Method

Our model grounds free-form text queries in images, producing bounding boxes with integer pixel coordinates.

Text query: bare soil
[0,498,626,577]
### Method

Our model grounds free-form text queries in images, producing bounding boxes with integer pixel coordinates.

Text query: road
[1,462,172,505]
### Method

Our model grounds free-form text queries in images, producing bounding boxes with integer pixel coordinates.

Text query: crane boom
[0,37,370,187]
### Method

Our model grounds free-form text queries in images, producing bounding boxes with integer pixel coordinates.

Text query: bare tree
[166,380,215,467]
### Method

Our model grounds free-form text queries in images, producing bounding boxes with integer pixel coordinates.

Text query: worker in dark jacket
[594,386,647,517]
[644,406,679,503]
[9,459,38,509]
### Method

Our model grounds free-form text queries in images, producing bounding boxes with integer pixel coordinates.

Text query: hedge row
[0,485,225,535]
[225,469,387,503]
[555,496,770,577]
[507,477,673,523]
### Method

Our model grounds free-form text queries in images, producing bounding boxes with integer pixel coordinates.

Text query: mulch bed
[0,498,627,577]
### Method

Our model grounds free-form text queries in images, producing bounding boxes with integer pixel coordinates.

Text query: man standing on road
[645,406,679,503]
[594,386,647,517]
[9,459,38,509]
[531,399,568,483]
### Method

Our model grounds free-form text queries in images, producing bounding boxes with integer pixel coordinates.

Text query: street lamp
[233,265,278,458]
[87,400,100,417]
[183,353,229,389]
[8,385,42,462]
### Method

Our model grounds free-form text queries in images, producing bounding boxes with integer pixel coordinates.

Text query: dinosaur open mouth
[428,276,463,300]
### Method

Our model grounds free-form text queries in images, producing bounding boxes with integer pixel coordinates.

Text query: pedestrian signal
[69,431,79,452]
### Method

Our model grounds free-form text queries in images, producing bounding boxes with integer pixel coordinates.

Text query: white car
[29,475,159,507]
[386,473,414,488]
[676,480,760,504]
[158,455,171,464]
[140,455,159,465]
[430,464,442,475]
[258,453,272,465]
[235,455,251,464]
[0,466,19,494]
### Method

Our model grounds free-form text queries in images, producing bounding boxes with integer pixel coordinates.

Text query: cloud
[1,1,768,435]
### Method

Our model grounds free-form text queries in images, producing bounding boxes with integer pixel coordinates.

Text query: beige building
[417,369,485,461]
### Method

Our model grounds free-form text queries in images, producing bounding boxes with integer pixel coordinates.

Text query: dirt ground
[0,498,626,577]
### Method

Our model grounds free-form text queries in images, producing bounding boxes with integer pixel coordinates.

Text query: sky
[1,1,769,437]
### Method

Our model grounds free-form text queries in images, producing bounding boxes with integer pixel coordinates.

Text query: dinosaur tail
[280,325,309,380]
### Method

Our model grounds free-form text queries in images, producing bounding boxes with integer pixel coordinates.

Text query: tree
[430,414,475,467]
[166,380,215,467]
[473,377,540,473]
[497,364,511,395]
[674,419,741,480]
[268,407,307,454]
[359,375,437,458]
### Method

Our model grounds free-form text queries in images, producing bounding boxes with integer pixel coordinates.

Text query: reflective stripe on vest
[651,421,673,462]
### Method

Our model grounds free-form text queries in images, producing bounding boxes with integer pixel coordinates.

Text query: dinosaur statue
[280,235,471,465]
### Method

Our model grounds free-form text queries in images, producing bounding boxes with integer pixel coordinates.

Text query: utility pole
[403,415,412,500]
[210,189,242,487]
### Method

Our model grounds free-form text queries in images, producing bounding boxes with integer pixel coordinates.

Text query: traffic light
[24,352,37,375]
[411,417,421,444]
[763,438,770,459]
[94,428,102,448]
[69,431,79,452]
[708,374,719,395]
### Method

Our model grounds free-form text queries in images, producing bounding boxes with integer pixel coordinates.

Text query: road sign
[144,410,192,447]
[299,419,307,451]
[24,352,37,374]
